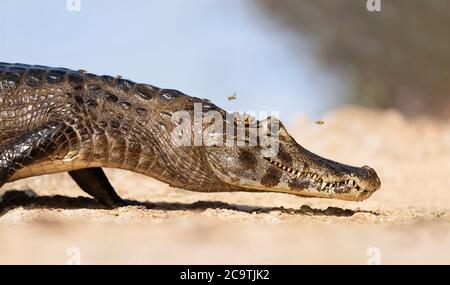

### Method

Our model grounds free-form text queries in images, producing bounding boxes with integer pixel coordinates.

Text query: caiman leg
[68,168,125,208]
[0,122,66,187]
[0,122,123,208]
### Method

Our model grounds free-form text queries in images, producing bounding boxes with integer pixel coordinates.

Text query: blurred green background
[255,0,450,117]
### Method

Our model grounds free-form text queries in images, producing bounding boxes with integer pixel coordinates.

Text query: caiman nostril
[362,165,376,177]
[362,165,381,191]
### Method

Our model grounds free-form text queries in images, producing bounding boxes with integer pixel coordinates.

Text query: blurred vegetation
[255,0,450,117]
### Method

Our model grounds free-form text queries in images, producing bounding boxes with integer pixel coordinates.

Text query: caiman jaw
[263,157,381,201]
[265,157,363,191]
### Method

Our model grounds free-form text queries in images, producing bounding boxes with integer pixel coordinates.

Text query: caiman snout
[359,165,381,192]
[275,144,382,201]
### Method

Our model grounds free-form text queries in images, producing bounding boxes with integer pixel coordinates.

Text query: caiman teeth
[264,157,363,191]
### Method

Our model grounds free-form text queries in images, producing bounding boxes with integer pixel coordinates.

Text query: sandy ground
[1,106,450,264]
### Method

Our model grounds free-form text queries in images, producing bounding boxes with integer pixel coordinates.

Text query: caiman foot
[68,168,126,209]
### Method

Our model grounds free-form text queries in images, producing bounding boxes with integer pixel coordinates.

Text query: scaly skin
[0,62,381,207]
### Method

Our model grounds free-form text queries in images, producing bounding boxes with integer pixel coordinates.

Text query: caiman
[0,62,381,208]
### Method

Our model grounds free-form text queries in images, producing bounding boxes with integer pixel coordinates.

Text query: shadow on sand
[0,189,378,218]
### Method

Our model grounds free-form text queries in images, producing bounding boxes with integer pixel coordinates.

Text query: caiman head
[203,116,381,201]
[154,94,380,201]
